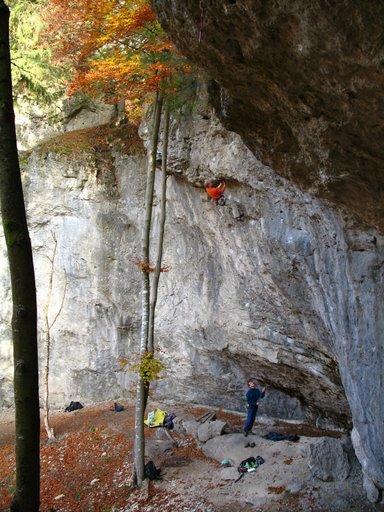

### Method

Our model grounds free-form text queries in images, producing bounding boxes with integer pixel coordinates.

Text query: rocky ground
[0,401,375,512]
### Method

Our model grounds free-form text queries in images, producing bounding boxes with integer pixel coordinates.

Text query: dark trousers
[244,405,258,432]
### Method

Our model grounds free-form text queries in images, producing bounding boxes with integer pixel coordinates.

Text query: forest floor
[0,400,375,512]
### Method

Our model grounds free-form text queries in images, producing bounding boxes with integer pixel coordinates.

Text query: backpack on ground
[64,401,83,412]
[144,460,162,481]
[263,431,300,442]
[236,455,265,482]
[163,413,176,429]
[239,456,256,470]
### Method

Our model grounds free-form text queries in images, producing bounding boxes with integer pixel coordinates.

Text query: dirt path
[0,401,374,512]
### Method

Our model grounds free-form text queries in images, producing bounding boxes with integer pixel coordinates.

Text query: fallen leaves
[0,403,220,512]
[267,485,286,495]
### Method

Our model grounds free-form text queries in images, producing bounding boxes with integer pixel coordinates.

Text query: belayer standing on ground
[243,378,266,436]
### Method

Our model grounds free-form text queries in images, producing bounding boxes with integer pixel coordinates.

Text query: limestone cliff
[153,0,384,232]
[1,85,383,501]
[151,1,384,501]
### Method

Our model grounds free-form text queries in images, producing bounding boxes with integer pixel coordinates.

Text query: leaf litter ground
[0,401,374,512]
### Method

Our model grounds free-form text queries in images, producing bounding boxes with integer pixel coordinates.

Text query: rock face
[152,0,384,232]
[308,437,351,482]
[151,1,384,500]
[0,148,147,407]
[197,420,227,443]
[0,89,383,502]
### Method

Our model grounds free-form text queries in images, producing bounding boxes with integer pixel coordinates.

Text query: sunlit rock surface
[151,0,384,500]
[0,85,383,501]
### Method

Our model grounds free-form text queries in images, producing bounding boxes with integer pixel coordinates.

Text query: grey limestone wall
[0,93,383,500]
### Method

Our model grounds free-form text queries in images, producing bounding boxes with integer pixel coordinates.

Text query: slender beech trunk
[133,92,163,486]
[148,103,170,354]
[0,2,40,510]
[42,233,67,441]
[43,317,55,440]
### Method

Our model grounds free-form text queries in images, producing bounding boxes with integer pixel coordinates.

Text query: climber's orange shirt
[205,182,226,200]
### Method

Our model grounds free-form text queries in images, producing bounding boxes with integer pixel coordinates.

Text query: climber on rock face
[204,178,244,221]
[205,179,226,206]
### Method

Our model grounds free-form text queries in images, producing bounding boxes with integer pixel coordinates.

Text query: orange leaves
[41,0,188,107]
[131,258,170,273]
[105,2,157,40]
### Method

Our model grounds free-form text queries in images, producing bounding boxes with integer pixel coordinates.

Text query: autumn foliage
[41,0,191,105]
[131,257,170,273]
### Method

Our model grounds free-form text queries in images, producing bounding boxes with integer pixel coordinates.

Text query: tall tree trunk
[43,313,55,440]
[0,2,40,510]
[133,92,163,486]
[42,232,67,441]
[148,103,170,354]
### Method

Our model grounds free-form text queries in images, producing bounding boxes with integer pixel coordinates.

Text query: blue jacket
[246,387,265,407]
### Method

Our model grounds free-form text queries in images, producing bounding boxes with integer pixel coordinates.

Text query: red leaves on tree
[131,258,170,273]
[41,0,191,105]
